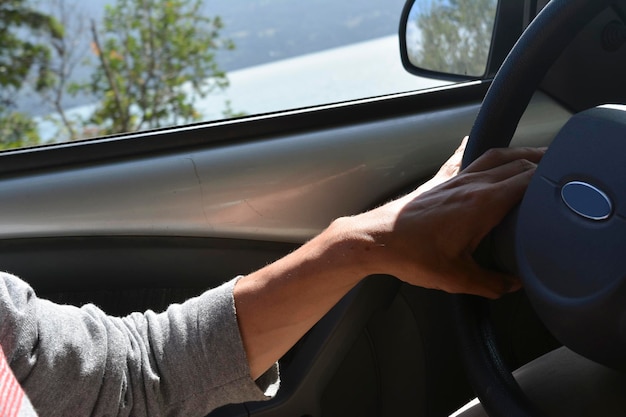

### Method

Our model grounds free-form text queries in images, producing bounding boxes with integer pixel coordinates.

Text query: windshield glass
[2,0,452,150]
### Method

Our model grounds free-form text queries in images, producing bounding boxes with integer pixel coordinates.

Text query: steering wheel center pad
[518,105,626,370]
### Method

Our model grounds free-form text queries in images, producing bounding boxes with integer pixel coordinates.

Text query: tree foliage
[75,0,234,135]
[35,0,88,141]
[0,0,63,148]
[0,0,63,101]
[0,111,41,150]
[2,0,235,148]
[410,0,497,77]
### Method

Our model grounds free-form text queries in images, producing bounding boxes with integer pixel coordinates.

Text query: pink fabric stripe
[0,347,24,417]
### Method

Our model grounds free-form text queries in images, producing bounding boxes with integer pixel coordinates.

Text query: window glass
[2,0,452,150]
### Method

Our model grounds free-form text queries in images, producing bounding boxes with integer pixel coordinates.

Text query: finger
[489,165,537,209]
[436,136,468,178]
[414,137,468,196]
[463,146,545,173]
[443,136,468,164]
[447,260,522,299]
[465,157,538,185]
[429,257,521,299]
[464,167,537,248]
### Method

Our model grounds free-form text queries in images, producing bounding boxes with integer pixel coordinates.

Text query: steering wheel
[454,0,624,416]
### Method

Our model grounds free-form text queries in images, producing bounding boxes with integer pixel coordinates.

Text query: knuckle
[482,147,506,161]
[516,158,537,172]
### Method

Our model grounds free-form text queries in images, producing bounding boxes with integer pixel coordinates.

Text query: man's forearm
[233,217,368,379]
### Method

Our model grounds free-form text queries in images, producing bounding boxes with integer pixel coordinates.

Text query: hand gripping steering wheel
[455,0,626,416]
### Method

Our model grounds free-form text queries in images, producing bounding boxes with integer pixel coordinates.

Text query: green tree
[35,0,88,141]
[77,0,234,135]
[0,111,41,150]
[0,0,63,149]
[410,0,497,77]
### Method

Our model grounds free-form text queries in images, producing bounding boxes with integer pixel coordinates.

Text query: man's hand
[338,139,545,298]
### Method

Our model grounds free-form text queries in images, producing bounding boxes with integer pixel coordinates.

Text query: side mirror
[399,0,500,81]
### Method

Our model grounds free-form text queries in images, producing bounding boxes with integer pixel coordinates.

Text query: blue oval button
[561,181,612,221]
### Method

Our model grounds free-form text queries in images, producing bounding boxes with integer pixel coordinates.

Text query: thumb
[457,259,522,299]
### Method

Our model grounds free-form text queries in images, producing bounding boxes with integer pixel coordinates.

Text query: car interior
[2,0,626,416]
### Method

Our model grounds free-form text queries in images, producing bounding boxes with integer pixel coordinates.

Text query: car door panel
[0,88,567,244]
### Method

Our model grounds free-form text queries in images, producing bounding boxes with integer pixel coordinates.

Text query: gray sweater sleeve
[0,272,279,417]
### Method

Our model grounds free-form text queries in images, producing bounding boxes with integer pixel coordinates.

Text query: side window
[2,0,452,151]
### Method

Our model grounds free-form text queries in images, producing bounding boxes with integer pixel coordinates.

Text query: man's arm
[0,275,274,417]
[234,142,545,379]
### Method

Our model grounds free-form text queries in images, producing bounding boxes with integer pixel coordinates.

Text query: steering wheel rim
[455,1,616,416]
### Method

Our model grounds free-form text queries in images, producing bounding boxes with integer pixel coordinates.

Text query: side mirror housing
[399,0,529,81]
